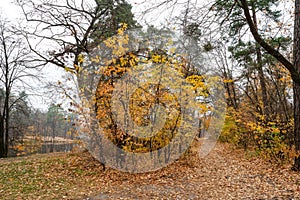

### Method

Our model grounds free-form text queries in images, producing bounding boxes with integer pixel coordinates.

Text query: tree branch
[239,0,300,84]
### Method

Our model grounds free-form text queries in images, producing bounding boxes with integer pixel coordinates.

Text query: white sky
[0,1,22,20]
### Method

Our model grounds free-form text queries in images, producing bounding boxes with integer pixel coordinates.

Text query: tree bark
[4,91,9,157]
[293,0,300,170]
[0,29,10,158]
[0,115,5,157]
[251,3,269,118]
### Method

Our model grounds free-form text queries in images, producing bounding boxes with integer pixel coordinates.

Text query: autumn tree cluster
[167,0,300,165]
[93,26,210,167]
[1,0,300,171]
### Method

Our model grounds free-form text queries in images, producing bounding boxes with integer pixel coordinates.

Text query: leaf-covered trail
[1,141,300,199]
[89,142,300,199]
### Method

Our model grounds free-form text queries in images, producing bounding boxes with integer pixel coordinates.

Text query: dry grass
[1,141,300,199]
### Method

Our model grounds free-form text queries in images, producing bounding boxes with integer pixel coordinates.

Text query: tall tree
[0,17,37,157]
[214,0,300,169]
[146,0,300,166]
[293,0,300,169]
[46,104,64,141]
[18,0,138,168]
[9,91,31,146]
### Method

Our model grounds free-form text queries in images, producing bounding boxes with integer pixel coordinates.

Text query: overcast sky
[0,1,22,20]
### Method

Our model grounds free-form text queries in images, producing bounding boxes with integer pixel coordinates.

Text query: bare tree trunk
[1,28,11,158]
[0,116,5,157]
[4,92,9,157]
[256,48,269,117]
[251,3,268,119]
[293,0,300,170]
[294,83,300,169]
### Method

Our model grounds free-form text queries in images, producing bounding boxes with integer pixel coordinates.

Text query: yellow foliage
[78,54,84,63]
[186,75,205,90]
[220,105,294,163]
[223,79,234,83]
[94,29,203,153]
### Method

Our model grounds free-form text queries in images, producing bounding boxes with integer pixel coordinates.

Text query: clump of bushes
[219,107,295,163]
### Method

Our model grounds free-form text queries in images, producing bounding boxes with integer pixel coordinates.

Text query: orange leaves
[15,144,25,152]
[86,24,210,163]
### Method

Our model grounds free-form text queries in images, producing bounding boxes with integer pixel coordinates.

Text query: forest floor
[1,140,300,200]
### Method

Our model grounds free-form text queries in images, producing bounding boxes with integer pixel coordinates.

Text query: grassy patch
[0,152,105,199]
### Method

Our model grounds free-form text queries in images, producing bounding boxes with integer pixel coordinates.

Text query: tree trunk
[256,47,269,117]
[251,2,269,119]
[293,0,300,170]
[0,115,5,157]
[294,83,300,169]
[4,90,9,157]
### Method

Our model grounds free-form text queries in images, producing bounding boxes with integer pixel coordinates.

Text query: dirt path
[88,143,300,200]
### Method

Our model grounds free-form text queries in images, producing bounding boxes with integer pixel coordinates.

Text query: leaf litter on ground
[0,140,300,199]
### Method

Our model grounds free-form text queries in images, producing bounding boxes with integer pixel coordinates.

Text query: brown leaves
[1,142,300,199]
